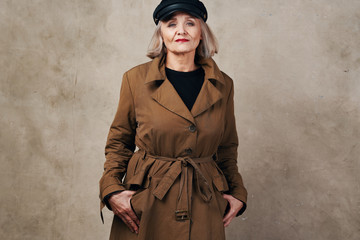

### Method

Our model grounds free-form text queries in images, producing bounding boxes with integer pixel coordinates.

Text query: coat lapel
[145,57,195,124]
[151,78,195,124]
[145,56,225,123]
[191,57,225,117]
[191,79,223,118]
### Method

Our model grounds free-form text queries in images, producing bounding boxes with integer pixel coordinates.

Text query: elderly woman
[99,0,248,239]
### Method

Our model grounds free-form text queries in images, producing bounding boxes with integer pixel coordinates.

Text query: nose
[177,24,186,35]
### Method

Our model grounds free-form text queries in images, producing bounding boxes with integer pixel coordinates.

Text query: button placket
[185,122,196,156]
[188,125,196,133]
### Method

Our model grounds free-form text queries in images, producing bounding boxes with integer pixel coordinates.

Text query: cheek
[192,29,202,42]
[160,28,170,41]
[162,33,173,46]
[194,34,202,45]
[163,38,172,49]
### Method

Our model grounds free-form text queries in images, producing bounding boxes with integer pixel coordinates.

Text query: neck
[165,51,198,72]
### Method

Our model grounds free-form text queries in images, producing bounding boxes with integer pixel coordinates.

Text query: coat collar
[144,56,226,85]
[145,56,225,124]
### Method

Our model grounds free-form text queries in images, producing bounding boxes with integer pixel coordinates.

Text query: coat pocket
[129,176,161,220]
[212,175,230,217]
[130,187,149,220]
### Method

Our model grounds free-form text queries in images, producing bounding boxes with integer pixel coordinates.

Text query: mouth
[175,39,189,42]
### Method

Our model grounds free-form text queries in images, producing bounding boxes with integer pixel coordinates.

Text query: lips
[175,39,189,42]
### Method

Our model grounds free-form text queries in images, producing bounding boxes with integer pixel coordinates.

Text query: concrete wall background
[0,0,359,239]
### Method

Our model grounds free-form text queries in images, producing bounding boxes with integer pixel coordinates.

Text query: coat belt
[145,153,213,221]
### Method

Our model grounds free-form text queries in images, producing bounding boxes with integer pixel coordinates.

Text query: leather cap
[153,0,208,24]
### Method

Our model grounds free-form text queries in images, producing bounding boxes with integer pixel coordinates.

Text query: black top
[165,67,205,111]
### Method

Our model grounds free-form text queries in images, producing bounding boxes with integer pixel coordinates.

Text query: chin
[171,48,196,55]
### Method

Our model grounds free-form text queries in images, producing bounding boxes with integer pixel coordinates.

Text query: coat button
[188,125,196,132]
[185,148,193,155]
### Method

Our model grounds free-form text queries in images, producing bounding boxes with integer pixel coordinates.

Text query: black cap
[153,0,208,25]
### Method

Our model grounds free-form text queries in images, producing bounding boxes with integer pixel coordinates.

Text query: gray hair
[146,19,219,60]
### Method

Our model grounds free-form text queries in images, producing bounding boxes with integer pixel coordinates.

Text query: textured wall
[0,0,359,239]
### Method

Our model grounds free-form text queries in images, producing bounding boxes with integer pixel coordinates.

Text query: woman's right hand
[108,190,140,234]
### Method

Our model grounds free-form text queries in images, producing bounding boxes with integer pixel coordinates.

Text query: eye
[167,22,176,27]
[186,22,195,26]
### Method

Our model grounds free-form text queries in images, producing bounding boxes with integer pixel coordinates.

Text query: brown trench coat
[99,56,248,240]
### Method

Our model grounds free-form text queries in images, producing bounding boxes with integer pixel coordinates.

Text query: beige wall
[1,0,359,239]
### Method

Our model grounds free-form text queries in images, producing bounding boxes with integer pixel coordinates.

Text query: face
[160,12,202,56]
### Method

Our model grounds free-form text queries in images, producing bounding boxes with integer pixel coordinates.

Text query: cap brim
[155,4,203,24]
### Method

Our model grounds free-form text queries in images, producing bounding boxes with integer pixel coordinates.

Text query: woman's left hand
[222,193,244,227]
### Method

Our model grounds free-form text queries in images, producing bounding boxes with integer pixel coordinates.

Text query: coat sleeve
[216,78,248,216]
[99,72,136,205]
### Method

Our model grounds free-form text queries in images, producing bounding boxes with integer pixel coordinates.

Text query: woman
[99,0,248,239]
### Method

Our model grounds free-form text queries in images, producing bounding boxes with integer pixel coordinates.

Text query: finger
[118,214,135,233]
[222,211,232,223]
[126,219,139,234]
[223,211,236,226]
[222,194,230,200]
[223,209,236,224]
[122,212,139,234]
[224,218,232,227]
[127,207,140,226]
[126,197,140,225]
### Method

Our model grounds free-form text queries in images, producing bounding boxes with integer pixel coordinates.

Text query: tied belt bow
[146,154,214,221]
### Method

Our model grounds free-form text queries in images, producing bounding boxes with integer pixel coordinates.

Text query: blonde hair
[146,18,219,60]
